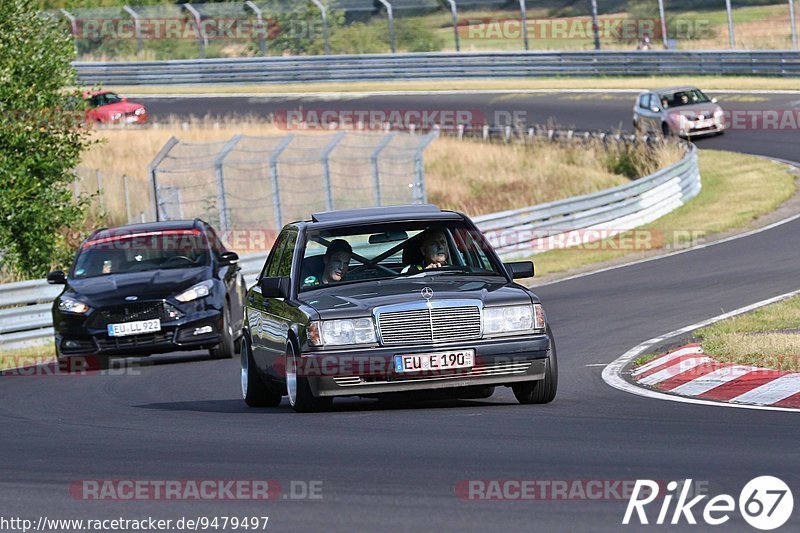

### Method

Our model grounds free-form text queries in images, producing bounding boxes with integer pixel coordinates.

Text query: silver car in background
[633,86,725,138]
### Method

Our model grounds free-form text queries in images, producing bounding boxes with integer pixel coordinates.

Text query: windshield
[89,92,123,107]
[299,221,505,291]
[72,230,210,279]
[659,89,710,108]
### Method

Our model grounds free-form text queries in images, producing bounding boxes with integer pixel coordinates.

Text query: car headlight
[483,304,545,336]
[175,280,214,303]
[58,297,90,315]
[308,318,376,347]
[134,107,145,116]
[111,112,122,121]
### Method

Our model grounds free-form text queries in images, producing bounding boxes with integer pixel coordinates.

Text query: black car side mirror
[259,276,291,299]
[47,270,67,285]
[505,261,534,279]
[219,251,239,266]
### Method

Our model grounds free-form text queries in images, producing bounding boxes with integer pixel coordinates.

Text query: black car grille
[85,301,166,329]
[377,305,482,345]
[94,331,172,352]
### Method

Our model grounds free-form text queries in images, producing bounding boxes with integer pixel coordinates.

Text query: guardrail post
[371,133,397,206]
[122,6,143,54]
[214,135,243,234]
[790,0,798,49]
[245,1,267,56]
[378,0,396,53]
[447,0,460,52]
[269,135,295,229]
[182,3,206,59]
[59,9,79,56]
[589,0,601,50]
[123,175,132,223]
[412,131,438,204]
[310,0,330,55]
[519,0,529,50]
[657,0,668,48]
[725,0,736,48]
[148,136,179,222]
[321,132,346,211]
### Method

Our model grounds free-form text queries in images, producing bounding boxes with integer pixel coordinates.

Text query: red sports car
[84,90,147,125]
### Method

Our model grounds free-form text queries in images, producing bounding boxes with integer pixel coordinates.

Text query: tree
[0,0,92,278]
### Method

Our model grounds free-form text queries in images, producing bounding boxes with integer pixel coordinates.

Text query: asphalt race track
[2,90,799,531]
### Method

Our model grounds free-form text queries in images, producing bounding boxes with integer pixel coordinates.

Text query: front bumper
[56,309,222,356]
[301,335,551,397]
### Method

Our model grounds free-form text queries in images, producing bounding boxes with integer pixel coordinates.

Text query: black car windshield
[72,230,210,279]
[660,89,711,108]
[299,221,505,291]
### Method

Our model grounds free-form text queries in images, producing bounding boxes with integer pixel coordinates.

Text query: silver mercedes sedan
[633,86,725,138]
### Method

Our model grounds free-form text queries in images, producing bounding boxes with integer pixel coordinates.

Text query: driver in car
[404,229,449,273]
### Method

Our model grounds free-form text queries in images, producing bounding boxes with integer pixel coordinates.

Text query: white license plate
[394,350,475,373]
[107,318,161,337]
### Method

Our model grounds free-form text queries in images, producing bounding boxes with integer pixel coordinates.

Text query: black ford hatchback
[48,219,246,364]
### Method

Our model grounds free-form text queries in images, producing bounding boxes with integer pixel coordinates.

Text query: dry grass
[0,343,55,371]
[697,295,800,370]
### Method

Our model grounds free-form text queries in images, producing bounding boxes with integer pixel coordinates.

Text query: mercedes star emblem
[421,287,433,300]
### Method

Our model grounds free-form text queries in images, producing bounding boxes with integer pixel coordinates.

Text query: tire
[210,305,235,359]
[661,122,672,137]
[286,342,332,413]
[512,326,558,405]
[241,336,282,408]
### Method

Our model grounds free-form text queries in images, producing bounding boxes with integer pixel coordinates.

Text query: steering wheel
[162,256,193,266]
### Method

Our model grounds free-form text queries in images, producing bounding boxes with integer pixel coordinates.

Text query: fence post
[95,169,105,211]
[377,0,396,53]
[589,0,601,50]
[321,132,347,212]
[790,0,798,49]
[123,175,132,223]
[182,3,206,59]
[447,0,460,52]
[245,1,267,56]
[214,135,243,235]
[148,136,180,221]
[269,135,295,230]
[412,131,439,204]
[370,133,397,207]
[519,0,529,51]
[122,5,143,53]
[657,0,668,48]
[59,9,79,56]
[311,0,330,55]
[725,0,736,48]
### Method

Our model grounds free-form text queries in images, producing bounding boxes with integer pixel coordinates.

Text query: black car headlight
[174,280,214,303]
[483,304,545,336]
[58,297,91,315]
[308,318,377,347]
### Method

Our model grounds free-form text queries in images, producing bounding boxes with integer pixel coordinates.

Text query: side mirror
[47,270,67,285]
[504,261,534,280]
[650,106,661,113]
[219,251,239,266]
[711,97,718,103]
[259,276,291,299]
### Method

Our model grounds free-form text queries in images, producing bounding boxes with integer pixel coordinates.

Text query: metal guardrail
[0,142,699,350]
[74,51,800,85]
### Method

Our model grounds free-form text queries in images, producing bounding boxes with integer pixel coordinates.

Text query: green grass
[696,296,800,370]
[529,149,797,277]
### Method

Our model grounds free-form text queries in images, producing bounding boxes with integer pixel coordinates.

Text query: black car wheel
[241,336,281,407]
[286,342,332,413]
[210,305,236,359]
[512,326,558,405]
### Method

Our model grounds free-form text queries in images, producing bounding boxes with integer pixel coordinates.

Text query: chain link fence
[148,131,438,233]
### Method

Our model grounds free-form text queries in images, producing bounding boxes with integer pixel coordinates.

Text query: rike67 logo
[623,476,793,530]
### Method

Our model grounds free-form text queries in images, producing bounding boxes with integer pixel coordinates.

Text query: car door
[639,93,658,132]
[247,229,297,379]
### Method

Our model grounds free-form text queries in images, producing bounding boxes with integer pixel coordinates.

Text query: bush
[0,0,93,278]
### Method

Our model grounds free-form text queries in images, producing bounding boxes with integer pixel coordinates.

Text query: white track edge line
[601,287,800,412]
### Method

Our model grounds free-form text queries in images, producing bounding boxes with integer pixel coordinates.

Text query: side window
[275,231,298,277]
[204,226,226,259]
[262,231,289,280]
[638,94,649,109]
